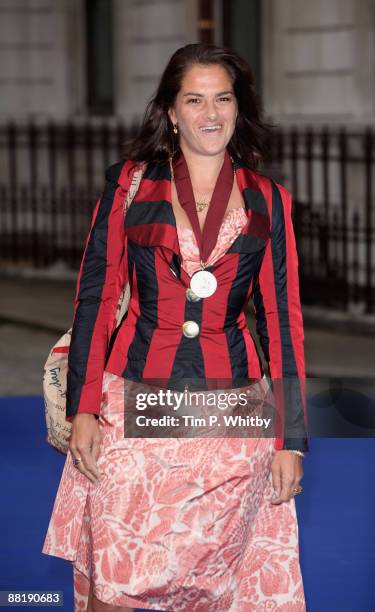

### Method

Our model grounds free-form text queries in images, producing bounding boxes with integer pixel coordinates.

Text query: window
[222,0,262,94]
[85,0,114,115]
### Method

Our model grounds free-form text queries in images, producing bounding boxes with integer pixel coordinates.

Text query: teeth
[200,125,222,132]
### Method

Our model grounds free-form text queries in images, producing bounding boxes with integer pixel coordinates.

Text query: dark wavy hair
[123,43,275,171]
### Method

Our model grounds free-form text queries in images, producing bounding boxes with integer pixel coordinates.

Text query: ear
[168,107,176,125]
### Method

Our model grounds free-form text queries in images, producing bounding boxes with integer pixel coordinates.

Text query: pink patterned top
[176,206,248,277]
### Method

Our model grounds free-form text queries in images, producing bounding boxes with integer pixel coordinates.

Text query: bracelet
[288,449,305,458]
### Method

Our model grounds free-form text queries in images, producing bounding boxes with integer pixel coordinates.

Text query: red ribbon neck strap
[171,149,234,264]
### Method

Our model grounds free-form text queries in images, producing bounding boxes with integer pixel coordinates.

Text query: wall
[0,0,85,120]
[262,0,375,125]
[0,0,198,122]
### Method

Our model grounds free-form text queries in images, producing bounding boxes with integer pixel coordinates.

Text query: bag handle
[110,161,146,332]
[123,163,146,218]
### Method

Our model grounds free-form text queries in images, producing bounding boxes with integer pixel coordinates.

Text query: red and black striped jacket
[66,153,309,452]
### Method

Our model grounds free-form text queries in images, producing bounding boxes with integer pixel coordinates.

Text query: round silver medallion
[190,270,217,298]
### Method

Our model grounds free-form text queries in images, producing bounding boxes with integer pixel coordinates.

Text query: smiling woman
[42,43,308,612]
[168,64,238,158]
[168,67,238,169]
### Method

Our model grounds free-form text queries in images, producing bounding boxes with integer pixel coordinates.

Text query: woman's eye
[187,96,232,104]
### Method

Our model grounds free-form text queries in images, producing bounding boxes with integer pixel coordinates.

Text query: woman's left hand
[270,450,304,505]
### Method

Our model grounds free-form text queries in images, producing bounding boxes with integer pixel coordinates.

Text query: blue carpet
[0,396,374,611]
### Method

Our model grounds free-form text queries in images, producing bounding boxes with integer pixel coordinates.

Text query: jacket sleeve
[65,162,128,422]
[251,179,309,452]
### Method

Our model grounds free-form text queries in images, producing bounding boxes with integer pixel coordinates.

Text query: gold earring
[173,124,178,135]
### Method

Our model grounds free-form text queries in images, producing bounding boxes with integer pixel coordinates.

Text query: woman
[42,43,308,611]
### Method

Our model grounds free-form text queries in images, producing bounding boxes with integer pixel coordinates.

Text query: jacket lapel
[123,159,181,256]
[226,156,271,253]
[122,154,270,257]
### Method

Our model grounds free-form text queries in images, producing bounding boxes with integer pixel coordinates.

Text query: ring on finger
[291,484,303,496]
[73,457,82,467]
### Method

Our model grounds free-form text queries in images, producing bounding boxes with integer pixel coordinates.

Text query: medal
[190,268,217,298]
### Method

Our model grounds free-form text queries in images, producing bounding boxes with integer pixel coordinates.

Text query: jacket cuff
[65,411,100,423]
[282,436,309,453]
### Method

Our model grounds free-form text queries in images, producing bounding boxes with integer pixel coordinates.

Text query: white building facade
[0,0,373,126]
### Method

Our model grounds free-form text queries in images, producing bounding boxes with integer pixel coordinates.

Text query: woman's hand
[69,414,103,484]
[270,450,303,505]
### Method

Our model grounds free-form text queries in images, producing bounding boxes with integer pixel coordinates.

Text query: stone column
[112,0,199,122]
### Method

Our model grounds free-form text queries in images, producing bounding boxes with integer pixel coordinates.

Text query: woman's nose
[205,101,218,120]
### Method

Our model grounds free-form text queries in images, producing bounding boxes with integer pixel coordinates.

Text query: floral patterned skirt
[42,370,306,611]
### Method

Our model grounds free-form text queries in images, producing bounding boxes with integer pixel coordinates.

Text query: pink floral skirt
[42,370,306,611]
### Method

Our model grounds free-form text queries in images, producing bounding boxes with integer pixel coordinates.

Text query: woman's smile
[199,124,223,132]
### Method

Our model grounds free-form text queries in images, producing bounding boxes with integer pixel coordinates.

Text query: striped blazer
[65,152,308,452]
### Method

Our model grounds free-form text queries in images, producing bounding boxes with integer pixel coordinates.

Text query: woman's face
[168,63,238,157]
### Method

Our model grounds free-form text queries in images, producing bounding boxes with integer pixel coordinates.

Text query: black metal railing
[0,121,374,313]
[0,184,96,269]
[270,126,375,313]
[0,120,138,192]
[0,121,137,269]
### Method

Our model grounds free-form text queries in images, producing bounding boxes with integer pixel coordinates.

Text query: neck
[178,145,226,190]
